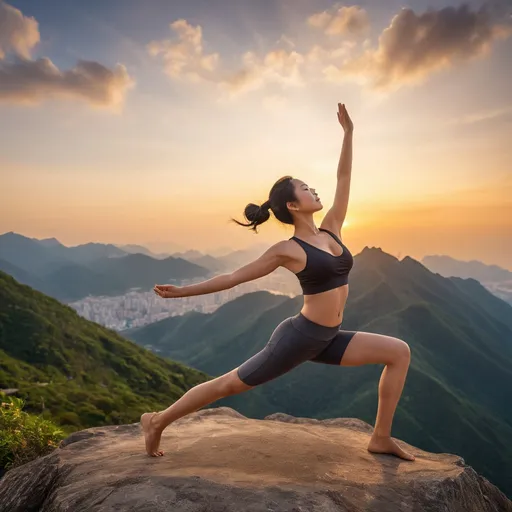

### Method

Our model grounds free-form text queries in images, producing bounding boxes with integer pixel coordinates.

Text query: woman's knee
[218,369,255,395]
[394,339,411,363]
[341,332,410,366]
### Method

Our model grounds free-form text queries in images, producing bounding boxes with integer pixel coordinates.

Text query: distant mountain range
[422,254,512,305]
[0,232,275,302]
[0,270,212,429]
[0,232,212,301]
[124,247,512,497]
[115,243,171,259]
[2,230,510,308]
[422,254,511,281]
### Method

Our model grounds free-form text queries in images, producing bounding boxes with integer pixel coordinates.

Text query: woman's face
[291,179,323,212]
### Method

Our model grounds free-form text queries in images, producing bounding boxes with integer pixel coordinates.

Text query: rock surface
[0,407,510,512]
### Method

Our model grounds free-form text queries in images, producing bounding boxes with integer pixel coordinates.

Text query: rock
[0,406,510,512]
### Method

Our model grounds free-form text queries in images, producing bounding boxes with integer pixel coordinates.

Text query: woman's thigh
[236,317,332,387]
[339,331,410,367]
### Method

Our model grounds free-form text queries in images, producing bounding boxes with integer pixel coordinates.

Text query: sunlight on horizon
[0,0,510,269]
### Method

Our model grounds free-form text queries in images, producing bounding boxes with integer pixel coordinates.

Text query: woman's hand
[153,284,184,298]
[337,103,353,133]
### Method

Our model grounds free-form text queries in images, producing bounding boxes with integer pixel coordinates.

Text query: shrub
[0,395,65,470]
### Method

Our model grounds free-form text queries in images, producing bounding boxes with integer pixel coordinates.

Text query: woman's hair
[230,175,297,233]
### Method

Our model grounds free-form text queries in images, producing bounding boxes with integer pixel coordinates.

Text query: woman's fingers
[154,285,173,298]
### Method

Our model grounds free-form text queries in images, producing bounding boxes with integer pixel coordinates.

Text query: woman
[141,103,415,461]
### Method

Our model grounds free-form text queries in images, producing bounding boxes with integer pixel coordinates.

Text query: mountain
[171,249,230,272]
[172,249,205,260]
[422,254,512,305]
[0,270,211,430]
[124,247,512,497]
[44,253,212,302]
[422,254,511,281]
[209,245,234,257]
[171,245,272,273]
[89,253,211,287]
[32,236,126,266]
[216,248,266,271]
[0,232,124,275]
[62,242,128,265]
[0,232,73,276]
[0,232,129,270]
[35,237,63,248]
[0,233,212,301]
[115,244,166,259]
[0,258,59,298]
[189,254,229,272]
[43,262,126,301]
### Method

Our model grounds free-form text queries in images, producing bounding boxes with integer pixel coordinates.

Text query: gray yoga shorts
[236,312,357,386]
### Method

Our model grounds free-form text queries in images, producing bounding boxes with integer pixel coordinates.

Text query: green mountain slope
[0,271,212,429]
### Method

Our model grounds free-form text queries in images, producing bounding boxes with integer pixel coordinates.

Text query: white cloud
[307,5,370,37]
[218,49,305,98]
[0,0,39,59]
[147,19,220,82]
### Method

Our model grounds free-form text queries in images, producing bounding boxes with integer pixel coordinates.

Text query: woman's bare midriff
[300,284,349,327]
[284,234,350,327]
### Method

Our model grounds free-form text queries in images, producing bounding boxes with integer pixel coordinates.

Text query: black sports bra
[289,228,353,295]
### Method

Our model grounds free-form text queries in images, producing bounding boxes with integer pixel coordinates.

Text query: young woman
[141,103,415,462]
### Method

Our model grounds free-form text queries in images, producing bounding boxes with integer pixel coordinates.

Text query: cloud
[330,2,512,90]
[147,19,306,98]
[0,1,134,108]
[0,58,134,108]
[307,5,370,37]
[148,19,352,99]
[0,0,39,59]
[305,41,357,64]
[148,12,365,100]
[147,19,220,81]
[218,49,305,98]
[148,2,510,100]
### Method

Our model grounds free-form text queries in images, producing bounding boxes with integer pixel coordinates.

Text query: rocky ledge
[0,407,510,511]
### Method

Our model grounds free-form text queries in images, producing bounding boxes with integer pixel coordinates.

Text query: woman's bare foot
[140,412,164,457]
[367,434,416,461]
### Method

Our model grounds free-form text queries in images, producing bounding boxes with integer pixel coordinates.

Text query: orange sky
[1,0,511,270]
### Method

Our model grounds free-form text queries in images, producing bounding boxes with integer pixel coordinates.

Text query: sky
[1,0,511,269]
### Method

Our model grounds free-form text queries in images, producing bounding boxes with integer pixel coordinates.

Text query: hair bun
[261,200,271,210]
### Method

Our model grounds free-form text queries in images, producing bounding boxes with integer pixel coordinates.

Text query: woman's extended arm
[156,242,288,298]
[179,273,233,297]
[336,103,353,180]
[321,104,353,233]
